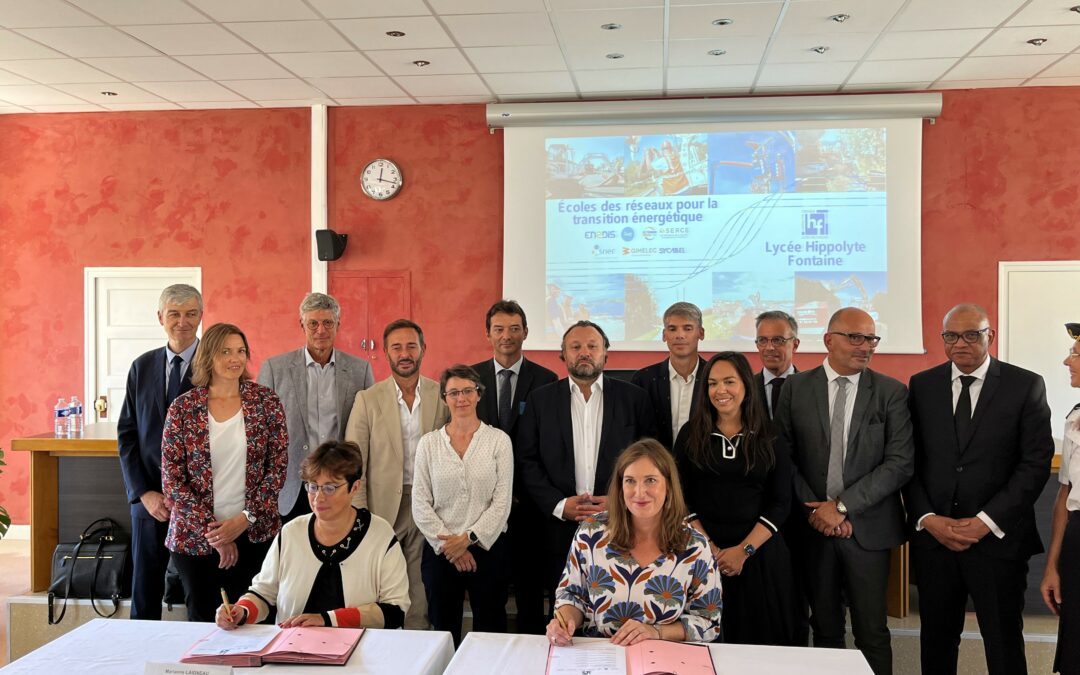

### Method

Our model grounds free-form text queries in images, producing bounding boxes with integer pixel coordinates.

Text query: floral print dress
[555,512,723,642]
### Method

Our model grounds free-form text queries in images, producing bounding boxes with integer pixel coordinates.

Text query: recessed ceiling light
[600,23,621,30]
[810,46,829,54]
[412,60,430,67]
[712,18,733,26]
[606,52,625,59]
[707,49,727,56]
[1027,37,1048,46]
[829,14,850,23]
[385,30,405,37]
[100,91,117,96]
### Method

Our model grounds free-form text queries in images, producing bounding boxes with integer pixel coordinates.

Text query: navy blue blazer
[117,345,196,504]
[471,357,558,440]
[630,357,707,450]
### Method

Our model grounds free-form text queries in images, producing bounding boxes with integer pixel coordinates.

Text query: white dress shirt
[822,357,861,459]
[304,348,338,452]
[164,339,198,392]
[1060,406,1080,512]
[668,361,696,444]
[395,380,423,486]
[554,375,605,520]
[762,364,796,419]
[494,356,524,412]
[208,409,247,521]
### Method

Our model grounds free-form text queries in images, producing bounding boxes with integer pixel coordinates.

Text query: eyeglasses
[754,336,796,348]
[443,387,479,400]
[941,327,991,344]
[828,331,882,347]
[303,482,346,496]
[1067,323,1080,341]
[304,319,337,331]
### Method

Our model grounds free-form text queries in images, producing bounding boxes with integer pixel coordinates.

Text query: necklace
[711,431,743,460]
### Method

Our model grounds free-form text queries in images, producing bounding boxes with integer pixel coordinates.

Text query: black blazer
[516,376,658,517]
[755,367,798,422]
[471,357,558,440]
[117,345,196,504]
[905,358,1054,560]
[629,357,707,449]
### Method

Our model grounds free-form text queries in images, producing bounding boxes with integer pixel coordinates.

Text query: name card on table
[145,662,233,675]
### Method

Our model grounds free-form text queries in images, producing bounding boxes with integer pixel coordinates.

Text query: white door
[84,267,202,423]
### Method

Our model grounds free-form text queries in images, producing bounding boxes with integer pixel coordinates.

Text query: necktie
[498,369,513,431]
[769,377,785,419]
[954,375,976,447]
[166,354,184,407]
[827,377,849,500]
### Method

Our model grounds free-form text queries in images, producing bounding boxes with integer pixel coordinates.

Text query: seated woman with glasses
[412,364,513,646]
[214,440,410,630]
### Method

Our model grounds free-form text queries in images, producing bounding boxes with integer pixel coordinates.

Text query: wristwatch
[467,531,479,545]
[835,500,848,516]
[743,543,756,557]
[242,510,256,525]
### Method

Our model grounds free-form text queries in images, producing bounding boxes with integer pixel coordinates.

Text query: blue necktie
[166,355,183,407]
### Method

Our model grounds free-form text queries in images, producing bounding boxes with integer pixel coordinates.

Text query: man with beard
[517,320,657,589]
[345,319,449,629]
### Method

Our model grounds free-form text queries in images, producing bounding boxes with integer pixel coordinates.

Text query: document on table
[186,625,281,656]
[546,641,626,675]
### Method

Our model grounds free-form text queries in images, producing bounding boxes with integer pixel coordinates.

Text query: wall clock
[360,158,403,200]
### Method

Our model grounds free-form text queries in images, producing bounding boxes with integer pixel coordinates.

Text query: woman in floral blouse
[546,438,723,646]
[162,322,288,622]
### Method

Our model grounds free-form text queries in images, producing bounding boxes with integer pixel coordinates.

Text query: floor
[0,538,30,666]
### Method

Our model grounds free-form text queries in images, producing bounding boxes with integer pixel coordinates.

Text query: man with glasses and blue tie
[774,307,914,675]
[754,310,801,421]
[906,304,1053,675]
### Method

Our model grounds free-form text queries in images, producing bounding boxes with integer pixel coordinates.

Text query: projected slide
[541,128,888,344]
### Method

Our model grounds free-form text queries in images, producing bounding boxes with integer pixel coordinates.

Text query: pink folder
[182,626,364,667]
[626,640,716,675]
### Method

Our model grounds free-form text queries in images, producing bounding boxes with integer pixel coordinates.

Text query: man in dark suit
[630,302,707,450]
[775,307,914,675]
[906,303,1053,675]
[754,310,800,421]
[117,283,203,620]
[470,299,557,634]
[517,320,657,587]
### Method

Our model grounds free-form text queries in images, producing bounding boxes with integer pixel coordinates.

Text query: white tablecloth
[443,632,874,675]
[1,619,455,675]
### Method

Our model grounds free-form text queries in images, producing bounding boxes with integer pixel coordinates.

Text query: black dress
[673,427,799,646]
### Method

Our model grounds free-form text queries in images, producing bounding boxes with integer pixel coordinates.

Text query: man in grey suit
[775,307,914,675]
[257,292,374,521]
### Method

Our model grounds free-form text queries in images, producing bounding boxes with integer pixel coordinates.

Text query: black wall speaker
[315,229,348,261]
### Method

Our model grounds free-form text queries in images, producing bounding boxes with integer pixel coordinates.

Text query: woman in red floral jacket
[162,322,288,622]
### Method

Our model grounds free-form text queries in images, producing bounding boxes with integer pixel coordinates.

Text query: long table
[442,632,874,675]
[0,619,456,674]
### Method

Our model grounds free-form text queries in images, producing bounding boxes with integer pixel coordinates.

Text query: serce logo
[621,227,635,242]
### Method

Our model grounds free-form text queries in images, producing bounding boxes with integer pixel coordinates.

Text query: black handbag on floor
[48,518,130,624]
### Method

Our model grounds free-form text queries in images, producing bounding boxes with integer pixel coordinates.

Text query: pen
[220,588,233,616]
[554,609,571,644]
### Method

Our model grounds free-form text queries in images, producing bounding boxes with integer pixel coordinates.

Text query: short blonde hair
[190,323,252,387]
[605,439,689,555]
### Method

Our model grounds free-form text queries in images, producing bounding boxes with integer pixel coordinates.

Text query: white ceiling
[2,0,1080,113]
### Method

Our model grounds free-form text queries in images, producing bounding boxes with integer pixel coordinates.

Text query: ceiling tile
[0,105,31,113]
[891,0,1027,31]
[842,81,933,92]
[224,21,353,53]
[666,87,751,97]
[269,52,380,77]
[755,84,840,93]
[465,45,567,73]
[53,81,164,103]
[332,17,454,50]
[549,0,662,8]
[83,56,206,82]
[100,102,182,110]
[430,0,546,12]
[868,29,992,60]
[365,48,474,76]
[335,97,417,105]
[668,37,768,66]
[0,0,101,28]
[0,84,89,104]
[15,26,158,57]
[176,55,293,80]
[443,13,556,46]
[1039,53,1080,77]
[778,0,906,35]
[69,0,210,25]
[28,104,107,112]
[756,61,857,87]
[970,25,1080,57]
[185,0,317,22]
[847,58,956,84]
[307,0,431,18]
[931,78,1024,89]
[416,95,493,103]
[766,32,877,63]
[580,89,655,99]
[0,58,117,84]
[563,41,662,70]
[499,92,576,101]
[0,69,33,85]
[394,73,490,96]
[121,24,256,55]
[484,71,575,95]
[306,76,407,98]
[667,64,757,89]
[668,3,782,40]
[1007,0,1080,27]
[944,53,1059,79]
[135,80,248,102]
[221,78,325,100]
[179,101,260,108]
[574,67,661,91]
[555,8,663,45]
[1024,76,1080,86]
[0,29,65,59]
[257,99,334,107]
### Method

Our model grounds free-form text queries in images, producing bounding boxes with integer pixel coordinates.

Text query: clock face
[360,158,403,200]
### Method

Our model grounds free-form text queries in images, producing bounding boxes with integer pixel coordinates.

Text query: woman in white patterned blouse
[412,364,514,646]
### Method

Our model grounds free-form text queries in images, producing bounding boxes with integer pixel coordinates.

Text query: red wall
[1,86,1078,524]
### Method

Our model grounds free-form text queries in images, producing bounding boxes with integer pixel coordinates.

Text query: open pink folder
[626,640,715,675]
[182,626,364,667]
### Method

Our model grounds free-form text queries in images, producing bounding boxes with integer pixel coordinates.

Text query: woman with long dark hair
[673,351,798,645]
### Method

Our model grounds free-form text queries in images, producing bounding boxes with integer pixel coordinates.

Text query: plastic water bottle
[53,398,68,438]
[67,396,84,437]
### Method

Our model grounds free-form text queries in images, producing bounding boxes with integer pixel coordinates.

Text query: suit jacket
[161,380,289,555]
[630,357,707,450]
[117,345,196,504]
[344,376,450,525]
[775,365,914,551]
[756,366,798,422]
[257,348,375,514]
[905,358,1053,560]
[471,357,558,440]
[516,376,658,518]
